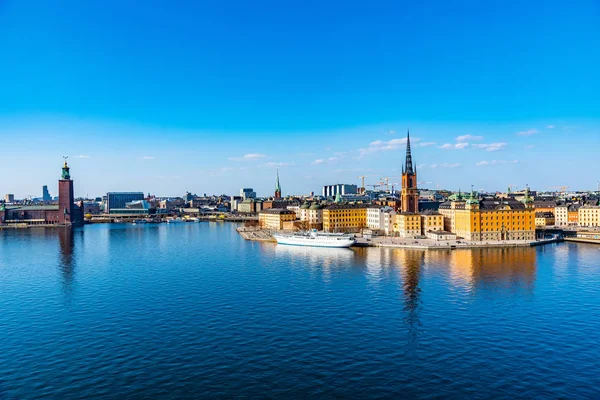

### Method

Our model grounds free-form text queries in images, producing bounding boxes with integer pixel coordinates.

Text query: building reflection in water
[391,249,425,348]
[57,227,76,297]
[433,247,538,295]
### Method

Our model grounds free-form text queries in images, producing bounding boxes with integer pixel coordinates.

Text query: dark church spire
[404,130,414,174]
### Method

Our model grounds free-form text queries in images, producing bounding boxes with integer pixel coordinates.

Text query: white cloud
[418,181,433,185]
[430,163,460,168]
[141,156,154,160]
[262,162,294,168]
[439,142,469,150]
[546,125,555,129]
[419,142,437,147]
[517,128,539,136]
[311,159,325,165]
[417,163,428,169]
[75,155,90,159]
[228,153,266,161]
[385,130,395,135]
[471,142,507,152]
[359,137,420,156]
[456,134,483,142]
[476,160,518,166]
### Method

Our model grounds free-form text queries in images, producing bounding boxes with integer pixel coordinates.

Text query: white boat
[273,229,355,248]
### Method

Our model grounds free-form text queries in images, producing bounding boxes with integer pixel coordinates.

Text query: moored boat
[273,229,355,248]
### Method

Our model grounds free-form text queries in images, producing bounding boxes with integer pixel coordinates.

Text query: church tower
[274,169,282,199]
[401,130,419,213]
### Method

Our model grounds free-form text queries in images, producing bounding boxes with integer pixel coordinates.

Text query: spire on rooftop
[404,130,414,174]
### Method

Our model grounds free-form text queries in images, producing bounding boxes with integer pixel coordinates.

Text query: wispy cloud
[419,142,437,147]
[385,130,395,135]
[517,128,539,136]
[75,155,90,159]
[430,163,460,168]
[439,142,469,150]
[359,137,420,156]
[417,163,428,169]
[261,162,294,168]
[471,142,507,152]
[228,153,266,161]
[546,125,555,129]
[418,181,433,185]
[476,160,518,166]
[311,159,325,165]
[456,134,483,142]
[141,156,154,160]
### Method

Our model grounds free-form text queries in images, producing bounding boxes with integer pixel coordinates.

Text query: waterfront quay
[236,227,567,249]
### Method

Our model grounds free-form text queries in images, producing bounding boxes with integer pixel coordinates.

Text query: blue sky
[1,1,599,198]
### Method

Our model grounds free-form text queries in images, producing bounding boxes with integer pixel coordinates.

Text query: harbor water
[1,223,599,398]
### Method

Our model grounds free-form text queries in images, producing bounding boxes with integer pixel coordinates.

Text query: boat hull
[273,234,355,248]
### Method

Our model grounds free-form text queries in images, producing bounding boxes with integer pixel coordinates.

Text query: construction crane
[366,184,379,191]
[357,176,366,193]
[380,177,389,192]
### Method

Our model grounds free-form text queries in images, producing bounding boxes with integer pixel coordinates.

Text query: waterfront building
[109,200,153,215]
[382,208,396,235]
[230,196,243,212]
[240,188,256,200]
[451,191,535,241]
[238,198,262,213]
[0,161,83,226]
[420,210,444,234]
[258,208,296,230]
[306,203,324,230]
[106,192,144,213]
[400,131,419,213]
[42,185,51,202]
[322,204,367,233]
[535,212,555,227]
[5,194,14,203]
[274,170,282,199]
[568,204,580,226]
[367,205,394,234]
[554,204,568,226]
[578,205,600,227]
[394,212,422,238]
[322,184,358,198]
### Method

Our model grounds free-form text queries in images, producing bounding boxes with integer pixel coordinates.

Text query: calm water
[1,223,599,399]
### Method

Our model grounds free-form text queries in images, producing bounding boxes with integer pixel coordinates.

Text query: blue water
[1,223,599,399]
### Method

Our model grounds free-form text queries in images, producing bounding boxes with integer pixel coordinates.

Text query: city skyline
[1,1,599,197]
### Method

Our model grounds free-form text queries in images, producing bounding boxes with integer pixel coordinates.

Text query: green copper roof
[334,192,342,203]
[275,169,281,192]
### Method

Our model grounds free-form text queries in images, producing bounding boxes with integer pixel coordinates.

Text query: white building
[322,184,357,198]
[554,205,568,226]
[367,205,394,233]
[383,208,396,235]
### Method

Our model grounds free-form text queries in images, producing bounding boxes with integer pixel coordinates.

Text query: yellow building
[444,192,535,241]
[322,204,367,233]
[394,212,422,238]
[535,211,555,227]
[258,208,297,230]
[420,210,444,234]
[579,205,600,227]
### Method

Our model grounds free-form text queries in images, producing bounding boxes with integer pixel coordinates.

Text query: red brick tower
[401,130,419,213]
[58,158,75,225]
